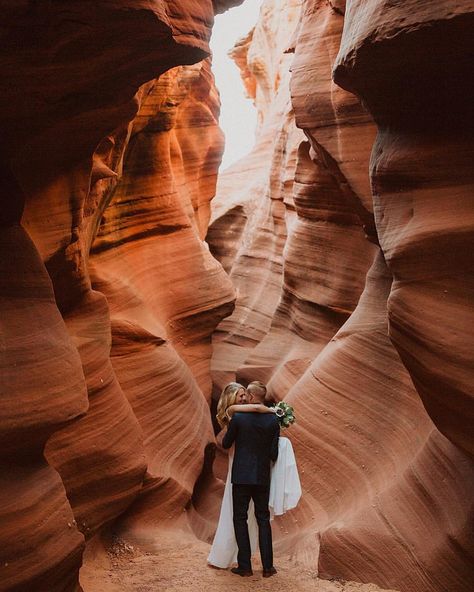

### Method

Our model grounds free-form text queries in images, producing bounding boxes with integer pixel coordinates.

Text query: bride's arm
[226,404,276,419]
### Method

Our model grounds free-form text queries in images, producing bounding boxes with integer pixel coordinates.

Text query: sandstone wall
[207,1,474,591]
[1,1,473,591]
[0,2,240,590]
[88,59,235,535]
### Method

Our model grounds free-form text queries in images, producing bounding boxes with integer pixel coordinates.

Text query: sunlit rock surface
[89,59,234,534]
[208,0,311,394]
[207,1,474,592]
[333,0,474,458]
[208,0,375,397]
[1,0,473,591]
[0,1,229,590]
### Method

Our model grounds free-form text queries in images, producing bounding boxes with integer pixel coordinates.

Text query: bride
[207,381,301,569]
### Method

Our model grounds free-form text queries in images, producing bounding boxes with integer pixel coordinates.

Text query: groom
[222,381,280,578]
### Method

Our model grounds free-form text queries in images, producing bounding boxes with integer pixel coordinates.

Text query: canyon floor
[80,531,399,592]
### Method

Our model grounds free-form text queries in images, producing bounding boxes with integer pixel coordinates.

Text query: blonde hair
[247,380,267,401]
[216,382,244,428]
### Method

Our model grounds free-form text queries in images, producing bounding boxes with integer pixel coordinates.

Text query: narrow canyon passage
[0,2,473,592]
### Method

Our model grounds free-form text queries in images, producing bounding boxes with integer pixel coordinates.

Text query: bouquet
[272,401,295,429]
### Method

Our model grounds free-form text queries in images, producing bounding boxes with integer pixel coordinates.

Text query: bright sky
[210,1,264,170]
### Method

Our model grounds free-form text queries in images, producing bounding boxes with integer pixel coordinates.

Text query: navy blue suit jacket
[222,412,280,485]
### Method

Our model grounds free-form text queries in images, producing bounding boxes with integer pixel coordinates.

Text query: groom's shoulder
[233,412,277,425]
[233,411,253,419]
[233,411,260,422]
[232,411,249,422]
[266,413,279,429]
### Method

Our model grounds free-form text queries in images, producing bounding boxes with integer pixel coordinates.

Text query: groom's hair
[247,381,267,401]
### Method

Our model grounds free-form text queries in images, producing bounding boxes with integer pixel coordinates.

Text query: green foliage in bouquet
[272,401,295,429]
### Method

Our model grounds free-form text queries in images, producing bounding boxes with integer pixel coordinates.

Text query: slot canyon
[0,1,473,591]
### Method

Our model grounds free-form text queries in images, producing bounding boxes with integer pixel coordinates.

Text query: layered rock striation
[0,2,238,590]
[207,1,474,592]
[333,0,474,458]
[1,1,473,591]
[89,59,234,532]
[208,0,310,394]
[0,223,87,592]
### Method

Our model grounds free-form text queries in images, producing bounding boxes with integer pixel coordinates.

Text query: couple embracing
[208,381,301,578]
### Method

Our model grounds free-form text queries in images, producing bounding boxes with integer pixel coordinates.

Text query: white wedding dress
[207,437,301,568]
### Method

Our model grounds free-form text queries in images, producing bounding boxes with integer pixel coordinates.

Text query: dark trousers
[232,483,273,571]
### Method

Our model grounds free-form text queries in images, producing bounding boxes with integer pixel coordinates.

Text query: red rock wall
[0,2,238,590]
[333,0,474,458]
[89,59,234,534]
[0,224,86,592]
[208,0,314,394]
[1,0,473,591]
[207,1,474,591]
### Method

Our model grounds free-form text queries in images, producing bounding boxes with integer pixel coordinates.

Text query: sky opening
[210,1,264,171]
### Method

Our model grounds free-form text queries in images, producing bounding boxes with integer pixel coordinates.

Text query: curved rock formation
[208,0,308,394]
[1,0,473,591]
[245,138,376,399]
[0,224,86,592]
[333,0,474,458]
[207,1,474,592]
[0,1,233,589]
[89,59,234,533]
[282,253,473,592]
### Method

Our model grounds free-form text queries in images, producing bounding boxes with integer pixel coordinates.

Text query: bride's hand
[226,404,239,419]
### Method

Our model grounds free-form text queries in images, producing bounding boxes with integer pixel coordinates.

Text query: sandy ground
[80,531,399,592]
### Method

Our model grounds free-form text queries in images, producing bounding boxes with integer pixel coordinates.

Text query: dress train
[207,437,301,568]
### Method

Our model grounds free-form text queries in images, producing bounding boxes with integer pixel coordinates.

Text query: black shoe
[262,566,277,578]
[231,567,253,577]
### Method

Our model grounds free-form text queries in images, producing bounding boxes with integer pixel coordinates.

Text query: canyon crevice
[0,1,473,592]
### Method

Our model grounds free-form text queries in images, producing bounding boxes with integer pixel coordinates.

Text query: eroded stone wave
[0,2,235,590]
[206,2,474,592]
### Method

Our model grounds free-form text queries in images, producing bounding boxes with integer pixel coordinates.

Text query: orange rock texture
[1,1,473,591]
[333,0,474,458]
[208,1,474,592]
[89,58,234,534]
[0,2,236,590]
